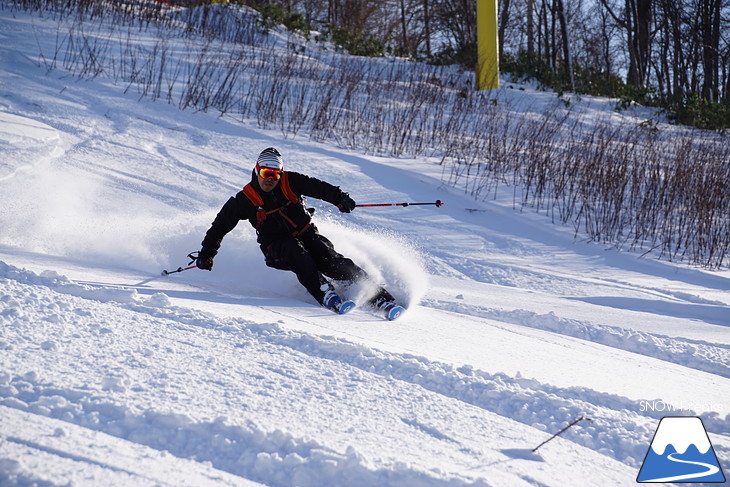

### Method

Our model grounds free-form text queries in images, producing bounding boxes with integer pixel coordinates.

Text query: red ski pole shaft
[355,200,444,208]
[161,265,197,276]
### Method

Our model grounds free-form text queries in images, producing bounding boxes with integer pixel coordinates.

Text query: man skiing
[195,147,404,320]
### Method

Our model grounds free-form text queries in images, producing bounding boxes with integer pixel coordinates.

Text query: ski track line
[5,434,149,479]
[244,318,663,467]
[5,261,722,470]
[0,390,478,487]
[421,299,730,379]
[1,269,489,487]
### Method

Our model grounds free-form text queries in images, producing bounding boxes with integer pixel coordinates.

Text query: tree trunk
[400,0,409,55]
[635,0,652,86]
[700,0,721,101]
[527,0,535,61]
[499,0,511,63]
[328,0,338,29]
[555,0,574,89]
[423,0,432,57]
[599,0,651,87]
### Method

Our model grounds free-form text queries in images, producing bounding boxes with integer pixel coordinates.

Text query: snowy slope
[1,7,729,487]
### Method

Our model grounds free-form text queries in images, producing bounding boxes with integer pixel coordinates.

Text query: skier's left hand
[338,195,356,213]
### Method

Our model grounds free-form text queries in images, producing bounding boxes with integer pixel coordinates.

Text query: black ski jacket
[201,171,348,254]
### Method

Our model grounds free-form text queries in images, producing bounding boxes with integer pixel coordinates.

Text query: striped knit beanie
[256,147,283,171]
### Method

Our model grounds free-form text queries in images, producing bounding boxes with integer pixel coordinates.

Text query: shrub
[666,95,730,132]
[430,43,477,68]
[255,2,310,36]
[327,27,384,57]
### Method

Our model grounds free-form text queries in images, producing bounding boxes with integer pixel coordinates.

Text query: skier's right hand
[196,249,214,271]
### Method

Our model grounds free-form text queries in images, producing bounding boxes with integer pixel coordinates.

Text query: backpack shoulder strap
[242,183,264,206]
[242,183,267,225]
[279,172,300,204]
[242,176,302,228]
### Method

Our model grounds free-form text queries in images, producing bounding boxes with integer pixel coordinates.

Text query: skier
[195,147,404,320]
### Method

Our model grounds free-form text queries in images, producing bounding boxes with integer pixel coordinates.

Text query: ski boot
[323,289,356,315]
[369,291,405,321]
[379,301,405,321]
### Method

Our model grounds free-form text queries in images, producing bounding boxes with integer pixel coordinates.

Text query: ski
[330,300,405,320]
[325,293,404,320]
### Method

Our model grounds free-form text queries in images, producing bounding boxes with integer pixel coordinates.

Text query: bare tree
[527,0,535,60]
[598,0,652,87]
[700,0,722,100]
[431,0,477,60]
[499,0,512,62]
[423,0,432,56]
[555,0,574,89]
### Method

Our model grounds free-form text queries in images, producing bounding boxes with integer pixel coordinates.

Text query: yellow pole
[476,0,499,90]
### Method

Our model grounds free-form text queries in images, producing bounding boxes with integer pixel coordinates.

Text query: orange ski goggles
[257,166,283,181]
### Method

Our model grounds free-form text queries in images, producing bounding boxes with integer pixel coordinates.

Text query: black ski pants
[263,228,367,304]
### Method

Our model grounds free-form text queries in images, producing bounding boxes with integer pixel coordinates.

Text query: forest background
[237,0,730,131]
[9,0,729,269]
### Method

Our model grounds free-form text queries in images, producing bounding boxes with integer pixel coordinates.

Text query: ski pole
[355,199,444,208]
[161,265,197,276]
[531,416,593,453]
[161,252,201,276]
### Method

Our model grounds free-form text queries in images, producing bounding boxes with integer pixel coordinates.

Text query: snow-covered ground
[1,7,728,486]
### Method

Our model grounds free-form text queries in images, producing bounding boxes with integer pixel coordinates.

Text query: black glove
[195,248,215,271]
[338,195,356,213]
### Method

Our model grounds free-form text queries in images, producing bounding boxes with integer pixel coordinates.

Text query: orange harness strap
[279,172,298,204]
[242,173,309,235]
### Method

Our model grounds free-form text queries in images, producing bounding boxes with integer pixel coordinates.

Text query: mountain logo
[637,416,726,483]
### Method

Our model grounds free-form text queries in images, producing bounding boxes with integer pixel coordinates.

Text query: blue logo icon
[637,416,726,483]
